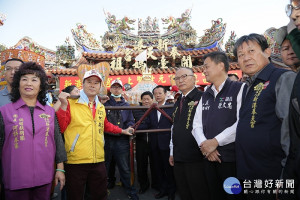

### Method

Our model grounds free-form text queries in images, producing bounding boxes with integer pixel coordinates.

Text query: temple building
[0,9,289,91]
[47,9,243,90]
[12,36,56,67]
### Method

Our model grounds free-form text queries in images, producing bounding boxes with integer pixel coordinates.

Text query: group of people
[0,1,299,200]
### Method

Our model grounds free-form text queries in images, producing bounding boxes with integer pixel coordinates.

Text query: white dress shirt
[157,101,166,122]
[192,80,245,147]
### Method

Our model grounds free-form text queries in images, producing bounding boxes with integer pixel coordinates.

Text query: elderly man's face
[281,39,300,68]
[236,41,271,77]
[291,0,300,30]
[5,60,23,85]
[175,68,195,94]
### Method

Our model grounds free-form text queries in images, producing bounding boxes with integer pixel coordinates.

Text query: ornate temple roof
[46,62,240,76]
[72,10,226,53]
[81,46,219,61]
[47,11,241,77]
[46,9,288,77]
[69,10,230,74]
[12,36,56,66]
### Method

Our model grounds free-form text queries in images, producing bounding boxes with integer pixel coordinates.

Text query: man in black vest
[192,52,245,200]
[234,34,296,199]
[169,67,209,200]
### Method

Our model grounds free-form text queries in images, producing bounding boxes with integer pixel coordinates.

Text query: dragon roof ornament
[161,9,193,33]
[104,10,136,33]
[225,31,237,60]
[197,18,226,48]
[71,9,227,52]
[71,23,102,51]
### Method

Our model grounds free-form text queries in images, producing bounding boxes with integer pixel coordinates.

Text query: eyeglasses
[173,74,194,81]
[111,86,122,89]
[286,0,300,17]
[5,67,19,72]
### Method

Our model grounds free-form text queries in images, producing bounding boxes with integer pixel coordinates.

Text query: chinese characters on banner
[59,70,242,91]
[0,49,45,67]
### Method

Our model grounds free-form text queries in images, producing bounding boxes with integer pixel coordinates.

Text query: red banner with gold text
[59,70,242,91]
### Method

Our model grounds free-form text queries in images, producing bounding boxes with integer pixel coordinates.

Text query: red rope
[132,103,173,132]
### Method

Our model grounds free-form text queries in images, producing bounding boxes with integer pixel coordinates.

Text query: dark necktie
[180,96,185,114]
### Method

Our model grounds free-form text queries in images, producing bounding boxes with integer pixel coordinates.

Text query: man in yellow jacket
[56,69,134,200]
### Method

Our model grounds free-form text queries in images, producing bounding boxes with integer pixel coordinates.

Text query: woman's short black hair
[141,91,153,99]
[62,85,77,94]
[11,62,48,105]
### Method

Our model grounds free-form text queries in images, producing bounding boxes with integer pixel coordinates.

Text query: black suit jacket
[147,102,173,151]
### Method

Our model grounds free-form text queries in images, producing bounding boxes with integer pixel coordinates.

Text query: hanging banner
[0,49,45,67]
[59,70,242,91]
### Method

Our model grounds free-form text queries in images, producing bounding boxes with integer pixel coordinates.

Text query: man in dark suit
[132,91,158,194]
[169,67,209,200]
[148,85,176,200]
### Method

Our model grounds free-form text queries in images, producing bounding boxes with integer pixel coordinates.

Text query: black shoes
[155,192,175,200]
[138,183,149,194]
[151,184,160,191]
[128,193,139,200]
[107,181,115,189]
[138,187,148,194]
[155,192,168,199]
[168,193,175,200]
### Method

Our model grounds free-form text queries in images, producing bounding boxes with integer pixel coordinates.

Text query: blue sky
[0,0,290,51]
